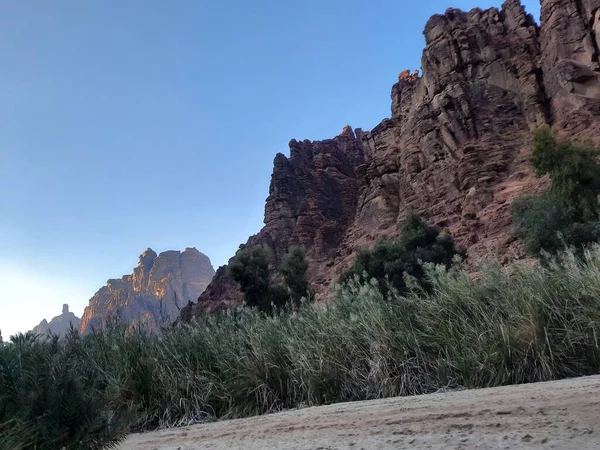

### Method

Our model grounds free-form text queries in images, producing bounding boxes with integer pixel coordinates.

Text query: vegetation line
[2,247,600,449]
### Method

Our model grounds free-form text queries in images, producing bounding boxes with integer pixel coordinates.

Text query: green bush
[279,246,310,305]
[531,126,600,218]
[3,248,600,448]
[229,245,311,311]
[228,245,272,311]
[513,127,600,255]
[341,213,464,294]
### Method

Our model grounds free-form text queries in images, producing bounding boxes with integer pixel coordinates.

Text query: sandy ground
[120,375,600,449]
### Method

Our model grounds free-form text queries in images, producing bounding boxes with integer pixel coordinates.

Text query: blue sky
[0,0,540,337]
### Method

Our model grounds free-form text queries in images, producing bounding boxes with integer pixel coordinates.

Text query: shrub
[279,246,310,305]
[228,245,272,311]
[512,195,577,256]
[229,245,312,311]
[513,127,600,256]
[341,213,464,294]
[531,126,600,218]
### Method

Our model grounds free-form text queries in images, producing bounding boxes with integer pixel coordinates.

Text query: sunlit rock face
[182,0,600,320]
[81,247,214,333]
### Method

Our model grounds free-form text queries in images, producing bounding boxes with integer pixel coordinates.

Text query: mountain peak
[80,248,215,333]
[32,306,80,339]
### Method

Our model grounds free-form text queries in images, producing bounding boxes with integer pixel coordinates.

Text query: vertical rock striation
[540,0,600,138]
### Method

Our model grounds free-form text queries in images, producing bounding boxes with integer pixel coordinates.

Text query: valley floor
[120,375,600,449]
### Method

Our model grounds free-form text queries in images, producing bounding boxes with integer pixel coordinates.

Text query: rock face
[540,0,600,138]
[183,0,600,318]
[81,248,214,333]
[33,304,81,338]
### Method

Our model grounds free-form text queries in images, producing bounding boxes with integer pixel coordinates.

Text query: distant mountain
[33,304,81,338]
[80,247,215,333]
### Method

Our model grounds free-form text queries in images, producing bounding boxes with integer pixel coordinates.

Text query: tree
[341,213,464,295]
[279,246,310,306]
[229,245,272,311]
[229,245,314,312]
[512,127,600,256]
[530,126,600,220]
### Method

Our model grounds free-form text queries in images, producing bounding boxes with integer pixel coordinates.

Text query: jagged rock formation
[81,248,214,333]
[32,304,81,338]
[182,0,600,319]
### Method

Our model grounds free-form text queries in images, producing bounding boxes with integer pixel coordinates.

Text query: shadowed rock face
[182,0,600,319]
[540,0,600,136]
[183,130,368,317]
[32,304,81,338]
[81,248,214,333]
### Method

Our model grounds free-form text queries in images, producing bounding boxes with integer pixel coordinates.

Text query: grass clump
[2,248,600,448]
[0,330,127,450]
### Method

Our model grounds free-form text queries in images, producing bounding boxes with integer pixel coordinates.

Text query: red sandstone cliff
[182,0,600,319]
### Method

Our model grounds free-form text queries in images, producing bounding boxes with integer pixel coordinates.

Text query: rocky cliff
[81,247,214,333]
[32,304,81,338]
[183,0,600,319]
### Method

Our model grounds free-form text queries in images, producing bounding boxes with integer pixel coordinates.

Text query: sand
[120,375,600,449]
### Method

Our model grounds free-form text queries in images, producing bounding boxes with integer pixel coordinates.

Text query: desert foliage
[3,247,600,448]
[512,127,600,256]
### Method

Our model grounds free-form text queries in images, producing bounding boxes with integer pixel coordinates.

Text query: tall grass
[2,248,600,449]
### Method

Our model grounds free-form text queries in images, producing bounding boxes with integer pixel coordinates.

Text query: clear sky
[0,0,540,338]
